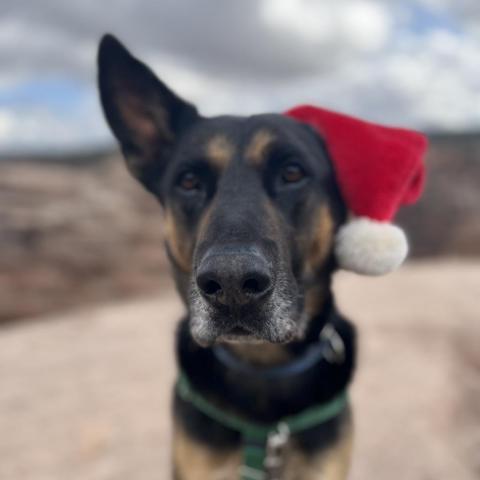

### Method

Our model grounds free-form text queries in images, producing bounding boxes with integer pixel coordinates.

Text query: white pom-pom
[335,217,408,276]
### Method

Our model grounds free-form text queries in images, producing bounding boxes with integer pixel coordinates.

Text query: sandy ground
[0,260,479,480]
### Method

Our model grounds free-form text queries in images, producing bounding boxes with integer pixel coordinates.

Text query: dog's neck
[176,290,356,423]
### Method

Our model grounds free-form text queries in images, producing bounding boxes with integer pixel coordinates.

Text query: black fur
[97,33,357,470]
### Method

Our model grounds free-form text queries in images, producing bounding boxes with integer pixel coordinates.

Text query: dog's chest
[173,422,352,480]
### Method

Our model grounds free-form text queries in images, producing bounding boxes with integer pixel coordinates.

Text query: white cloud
[261,0,391,52]
[260,0,336,44]
[342,1,391,50]
[0,0,479,152]
[0,110,15,138]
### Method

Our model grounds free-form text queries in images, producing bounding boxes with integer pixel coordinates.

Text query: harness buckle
[265,422,290,479]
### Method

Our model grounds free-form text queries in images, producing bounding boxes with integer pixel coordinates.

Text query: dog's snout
[196,250,273,307]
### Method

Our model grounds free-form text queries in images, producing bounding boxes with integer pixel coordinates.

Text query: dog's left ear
[97,34,199,187]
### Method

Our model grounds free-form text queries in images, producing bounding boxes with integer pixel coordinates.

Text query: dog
[97,34,358,480]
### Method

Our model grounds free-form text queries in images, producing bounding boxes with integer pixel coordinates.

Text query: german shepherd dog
[98,34,355,480]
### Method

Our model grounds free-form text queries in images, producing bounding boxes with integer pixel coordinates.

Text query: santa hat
[285,105,428,276]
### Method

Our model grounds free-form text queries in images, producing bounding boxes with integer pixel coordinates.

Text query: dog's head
[98,35,347,346]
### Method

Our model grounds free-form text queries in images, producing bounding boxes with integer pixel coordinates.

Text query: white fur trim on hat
[335,217,408,276]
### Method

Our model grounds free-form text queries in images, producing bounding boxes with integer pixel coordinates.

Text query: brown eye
[281,163,305,184]
[178,171,200,191]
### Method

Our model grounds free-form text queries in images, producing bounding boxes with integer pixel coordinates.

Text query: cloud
[0,0,479,152]
[261,0,391,51]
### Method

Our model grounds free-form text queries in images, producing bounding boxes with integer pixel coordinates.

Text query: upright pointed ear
[97,34,199,188]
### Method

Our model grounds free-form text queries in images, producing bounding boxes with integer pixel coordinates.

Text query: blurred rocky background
[398,132,480,257]
[0,152,168,322]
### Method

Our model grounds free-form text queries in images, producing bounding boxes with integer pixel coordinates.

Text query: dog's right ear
[97,34,199,188]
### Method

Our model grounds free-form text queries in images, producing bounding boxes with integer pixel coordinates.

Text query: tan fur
[206,135,234,170]
[164,202,216,275]
[119,93,174,143]
[226,342,292,366]
[245,130,275,166]
[164,210,192,273]
[173,424,242,480]
[302,419,353,480]
[196,202,215,243]
[173,413,353,480]
[297,204,334,318]
[119,94,174,177]
[304,283,329,318]
[281,411,353,480]
[306,204,334,273]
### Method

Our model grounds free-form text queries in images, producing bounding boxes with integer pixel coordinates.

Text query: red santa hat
[285,105,428,276]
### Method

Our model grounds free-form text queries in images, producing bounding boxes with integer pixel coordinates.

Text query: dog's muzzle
[188,245,301,346]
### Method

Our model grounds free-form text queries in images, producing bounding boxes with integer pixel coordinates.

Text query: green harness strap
[176,372,348,480]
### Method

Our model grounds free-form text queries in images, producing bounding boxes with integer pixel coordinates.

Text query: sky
[0,0,479,153]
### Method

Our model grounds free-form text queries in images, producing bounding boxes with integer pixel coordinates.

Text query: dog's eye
[281,163,305,184]
[177,171,201,191]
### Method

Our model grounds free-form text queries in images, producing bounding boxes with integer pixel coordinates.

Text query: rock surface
[0,261,478,480]
[398,132,480,257]
[0,158,169,322]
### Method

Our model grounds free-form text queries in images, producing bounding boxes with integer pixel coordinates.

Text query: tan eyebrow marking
[205,135,234,170]
[245,130,275,166]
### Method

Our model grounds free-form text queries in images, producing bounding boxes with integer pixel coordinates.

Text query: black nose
[196,250,273,307]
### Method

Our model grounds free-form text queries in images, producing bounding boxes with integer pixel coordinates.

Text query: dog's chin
[190,325,297,347]
[217,333,266,345]
[215,326,260,344]
[216,325,288,345]
[189,309,303,347]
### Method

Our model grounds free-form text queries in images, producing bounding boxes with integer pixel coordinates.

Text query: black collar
[212,316,345,381]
